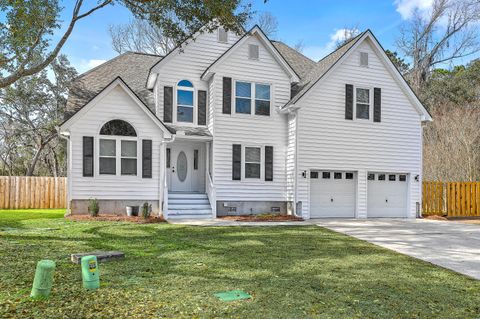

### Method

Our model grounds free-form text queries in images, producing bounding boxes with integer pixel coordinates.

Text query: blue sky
[55,0,471,73]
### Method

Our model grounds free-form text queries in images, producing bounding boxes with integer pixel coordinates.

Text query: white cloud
[86,59,106,68]
[395,0,433,19]
[75,59,107,74]
[303,28,360,61]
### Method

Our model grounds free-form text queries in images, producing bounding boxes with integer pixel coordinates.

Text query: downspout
[294,109,299,217]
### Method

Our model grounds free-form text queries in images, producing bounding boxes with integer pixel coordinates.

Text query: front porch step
[168,199,210,205]
[168,193,208,199]
[167,192,212,219]
[168,204,212,210]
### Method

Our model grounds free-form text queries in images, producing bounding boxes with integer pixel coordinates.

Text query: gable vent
[218,28,228,43]
[249,44,259,60]
[360,52,369,67]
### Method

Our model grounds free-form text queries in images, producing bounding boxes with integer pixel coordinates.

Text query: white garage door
[367,173,408,217]
[310,171,356,218]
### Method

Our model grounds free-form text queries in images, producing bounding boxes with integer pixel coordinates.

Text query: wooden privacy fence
[0,176,67,209]
[423,181,480,217]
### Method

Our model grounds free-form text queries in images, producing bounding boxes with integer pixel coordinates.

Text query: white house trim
[200,25,300,83]
[59,77,173,138]
[281,31,432,122]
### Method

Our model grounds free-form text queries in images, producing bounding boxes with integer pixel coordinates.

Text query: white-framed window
[176,80,194,123]
[234,81,271,116]
[244,146,262,179]
[120,140,137,175]
[99,139,116,175]
[235,81,251,114]
[255,83,270,115]
[98,120,139,176]
[218,28,228,43]
[355,87,371,120]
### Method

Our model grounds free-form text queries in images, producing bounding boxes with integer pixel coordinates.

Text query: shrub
[88,198,99,217]
[142,202,151,219]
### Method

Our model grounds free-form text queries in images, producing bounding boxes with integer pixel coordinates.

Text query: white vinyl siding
[294,39,423,219]
[69,86,164,200]
[154,29,240,123]
[212,35,291,201]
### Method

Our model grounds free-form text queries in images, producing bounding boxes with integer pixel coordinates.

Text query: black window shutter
[232,144,241,180]
[345,84,353,120]
[164,86,173,123]
[265,146,273,181]
[223,77,232,114]
[374,87,381,122]
[82,136,94,177]
[142,139,152,178]
[198,90,207,125]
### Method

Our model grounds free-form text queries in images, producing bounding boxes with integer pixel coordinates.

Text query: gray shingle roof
[271,41,316,79]
[165,124,212,137]
[286,32,366,106]
[65,52,162,118]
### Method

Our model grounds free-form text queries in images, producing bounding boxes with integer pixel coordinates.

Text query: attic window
[360,52,369,67]
[249,44,259,60]
[218,28,228,43]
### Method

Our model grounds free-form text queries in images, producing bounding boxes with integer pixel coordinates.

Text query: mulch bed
[218,215,304,222]
[66,214,166,224]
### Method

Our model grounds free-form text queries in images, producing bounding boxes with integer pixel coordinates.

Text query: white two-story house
[59,24,431,219]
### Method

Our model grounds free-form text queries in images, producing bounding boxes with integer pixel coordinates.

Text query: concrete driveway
[314,219,480,280]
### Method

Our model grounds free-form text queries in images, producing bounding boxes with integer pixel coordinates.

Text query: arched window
[98,120,137,176]
[100,119,137,136]
[177,80,194,123]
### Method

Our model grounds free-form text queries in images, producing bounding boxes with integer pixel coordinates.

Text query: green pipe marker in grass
[30,260,56,299]
[81,255,100,290]
[214,290,252,301]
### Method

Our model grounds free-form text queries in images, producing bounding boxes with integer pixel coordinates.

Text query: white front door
[168,142,205,193]
[310,171,356,218]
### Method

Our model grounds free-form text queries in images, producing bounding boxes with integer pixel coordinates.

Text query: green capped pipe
[30,260,56,299]
[81,255,100,290]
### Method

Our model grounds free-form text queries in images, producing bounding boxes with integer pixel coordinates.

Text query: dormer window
[177,80,194,123]
[218,28,228,43]
[249,44,259,60]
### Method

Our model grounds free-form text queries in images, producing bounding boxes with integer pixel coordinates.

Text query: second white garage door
[367,173,408,217]
[310,171,356,218]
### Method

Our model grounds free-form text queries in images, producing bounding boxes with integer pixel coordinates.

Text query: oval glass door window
[177,151,188,182]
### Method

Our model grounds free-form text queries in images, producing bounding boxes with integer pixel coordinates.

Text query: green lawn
[0,210,479,318]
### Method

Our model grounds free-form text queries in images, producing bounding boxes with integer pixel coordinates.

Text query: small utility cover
[214,290,252,301]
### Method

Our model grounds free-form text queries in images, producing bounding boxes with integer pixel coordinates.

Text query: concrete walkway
[314,219,480,280]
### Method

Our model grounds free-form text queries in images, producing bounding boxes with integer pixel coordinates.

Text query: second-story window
[235,81,252,114]
[255,84,270,116]
[177,80,194,123]
[235,81,271,116]
[356,87,370,120]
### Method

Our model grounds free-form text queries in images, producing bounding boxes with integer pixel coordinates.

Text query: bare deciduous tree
[109,18,177,55]
[397,0,480,92]
[423,104,480,181]
[293,40,305,53]
[256,12,279,37]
